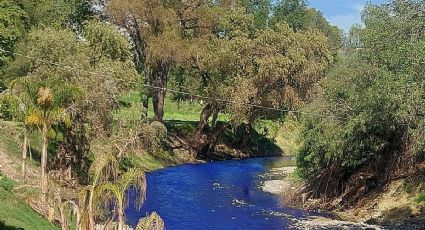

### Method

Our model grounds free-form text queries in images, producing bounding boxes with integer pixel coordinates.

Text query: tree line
[295,0,424,209]
[0,0,340,229]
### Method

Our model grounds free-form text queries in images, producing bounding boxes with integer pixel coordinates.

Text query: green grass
[0,188,58,230]
[0,121,41,168]
[0,175,58,230]
[116,91,228,122]
[122,153,167,171]
[415,192,425,203]
[254,118,301,156]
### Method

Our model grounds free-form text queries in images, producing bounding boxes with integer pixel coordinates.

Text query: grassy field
[116,91,205,122]
[0,120,43,172]
[0,176,58,230]
[0,121,58,230]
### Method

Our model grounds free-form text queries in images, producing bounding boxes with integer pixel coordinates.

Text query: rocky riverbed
[258,166,413,230]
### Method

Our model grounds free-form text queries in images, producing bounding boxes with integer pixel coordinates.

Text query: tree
[240,0,271,29]
[188,6,331,155]
[107,0,209,122]
[0,0,27,73]
[18,82,80,202]
[271,0,342,54]
[97,168,146,230]
[19,0,92,29]
[296,0,425,206]
[6,23,136,201]
[79,152,118,230]
[271,0,308,31]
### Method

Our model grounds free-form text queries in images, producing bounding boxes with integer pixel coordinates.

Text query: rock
[172,148,193,162]
[212,182,224,189]
[293,216,382,230]
[95,223,133,230]
[261,180,291,195]
[232,199,248,206]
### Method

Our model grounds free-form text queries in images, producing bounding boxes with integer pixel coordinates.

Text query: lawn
[116,91,226,122]
[0,175,58,230]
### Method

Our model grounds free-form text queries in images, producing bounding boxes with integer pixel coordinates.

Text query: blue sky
[307,0,387,32]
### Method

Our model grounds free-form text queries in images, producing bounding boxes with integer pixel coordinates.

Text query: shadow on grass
[163,120,283,160]
[164,120,198,136]
[0,221,24,230]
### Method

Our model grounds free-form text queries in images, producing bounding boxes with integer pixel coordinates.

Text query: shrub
[0,173,15,191]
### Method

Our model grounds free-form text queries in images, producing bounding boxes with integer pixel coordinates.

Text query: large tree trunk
[41,123,48,203]
[129,18,150,121]
[191,104,214,153]
[191,104,228,157]
[152,63,168,122]
[21,127,28,179]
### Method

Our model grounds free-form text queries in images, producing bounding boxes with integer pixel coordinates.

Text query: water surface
[126,157,321,229]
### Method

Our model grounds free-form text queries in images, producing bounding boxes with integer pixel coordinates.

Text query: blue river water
[125,157,322,229]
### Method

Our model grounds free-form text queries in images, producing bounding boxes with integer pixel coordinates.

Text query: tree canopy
[296,0,424,206]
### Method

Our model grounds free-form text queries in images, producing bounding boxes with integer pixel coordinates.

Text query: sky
[307,0,387,32]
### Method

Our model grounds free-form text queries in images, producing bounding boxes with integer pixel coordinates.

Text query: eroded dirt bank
[259,165,425,229]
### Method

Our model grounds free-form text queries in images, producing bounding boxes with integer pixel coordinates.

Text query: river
[125,157,327,229]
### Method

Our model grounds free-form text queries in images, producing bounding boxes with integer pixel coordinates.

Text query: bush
[295,0,425,203]
[0,173,15,191]
[0,94,19,120]
[416,193,425,203]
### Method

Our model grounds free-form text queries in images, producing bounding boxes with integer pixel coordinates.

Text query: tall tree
[7,23,136,200]
[189,6,331,154]
[239,0,271,29]
[0,0,27,80]
[296,0,425,205]
[107,0,206,122]
[271,0,308,31]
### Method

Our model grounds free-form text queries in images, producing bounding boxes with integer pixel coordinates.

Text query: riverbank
[259,165,425,229]
[0,118,284,228]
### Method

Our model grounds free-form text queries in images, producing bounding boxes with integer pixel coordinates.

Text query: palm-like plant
[79,152,148,230]
[12,76,80,199]
[96,168,146,230]
[25,87,72,202]
[79,152,118,230]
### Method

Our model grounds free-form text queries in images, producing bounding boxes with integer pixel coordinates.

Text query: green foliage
[270,0,341,53]
[416,192,425,203]
[20,0,92,28]
[0,173,15,191]
[239,0,271,29]
[84,21,132,62]
[0,0,27,71]
[271,0,308,31]
[0,94,20,120]
[296,0,424,192]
